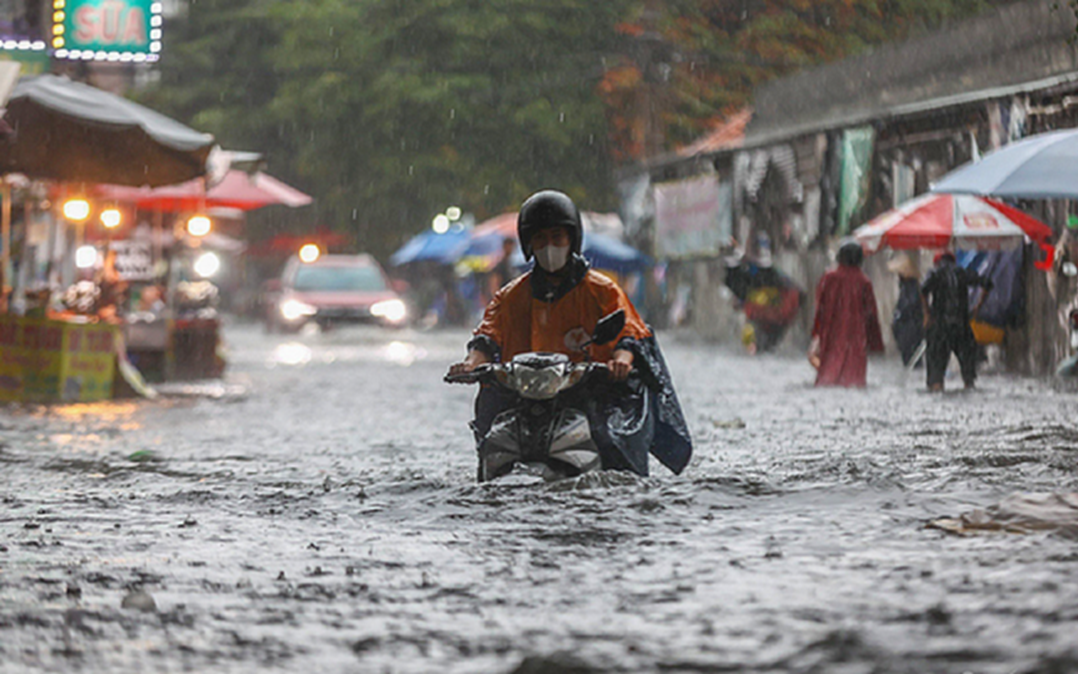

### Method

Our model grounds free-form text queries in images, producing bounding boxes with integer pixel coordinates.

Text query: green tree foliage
[146,0,633,256]
[139,0,287,169]
[144,0,1005,255]
[601,0,998,157]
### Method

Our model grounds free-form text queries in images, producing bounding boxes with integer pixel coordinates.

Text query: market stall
[96,169,311,380]
[0,74,217,399]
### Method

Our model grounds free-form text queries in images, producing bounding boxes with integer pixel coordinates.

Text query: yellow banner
[0,316,117,402]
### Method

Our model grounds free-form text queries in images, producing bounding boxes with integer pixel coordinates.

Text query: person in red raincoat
[810,242,884,387]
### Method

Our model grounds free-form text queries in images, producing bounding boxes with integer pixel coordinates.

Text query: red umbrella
[96,169,312,212]
[854,193,1053,265]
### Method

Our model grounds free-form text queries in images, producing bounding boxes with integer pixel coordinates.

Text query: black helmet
[837,241,864,267]
[517,189,582,260]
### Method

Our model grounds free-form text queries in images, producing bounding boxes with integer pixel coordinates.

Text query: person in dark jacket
[920,251,994,391]
[888,253,924,366]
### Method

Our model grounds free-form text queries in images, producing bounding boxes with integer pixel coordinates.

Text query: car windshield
[292,265,387,292]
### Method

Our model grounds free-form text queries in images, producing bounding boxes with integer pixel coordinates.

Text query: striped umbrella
[854,193,1052,254]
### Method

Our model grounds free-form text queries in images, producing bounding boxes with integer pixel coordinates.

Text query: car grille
[314,307,373,321]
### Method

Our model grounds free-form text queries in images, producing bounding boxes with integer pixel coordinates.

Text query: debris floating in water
[120,590,156,613]
[929,492,1078,536]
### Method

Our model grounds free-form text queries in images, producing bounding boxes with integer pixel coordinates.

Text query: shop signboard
[53,0,162,62]
[110,240,154,281]
[654,176,732,259]
[0,316,117,403]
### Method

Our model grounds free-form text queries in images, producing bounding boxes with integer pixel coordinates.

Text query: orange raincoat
[466,259,692,476]
[472,269,650,362]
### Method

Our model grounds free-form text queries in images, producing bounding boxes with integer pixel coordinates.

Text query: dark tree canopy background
[141,0,1004,259]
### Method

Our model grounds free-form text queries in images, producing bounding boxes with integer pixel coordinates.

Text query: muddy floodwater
[2,322,1078,673]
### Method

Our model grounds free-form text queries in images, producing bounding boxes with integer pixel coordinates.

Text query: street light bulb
[194,252,221,278]
[101,208,122,228]
[432,214,450,234]
[446,206,462,221]
[298,243,320,263]
[75,245,98,269]
[63,198,91,221]
[187,215,211,237]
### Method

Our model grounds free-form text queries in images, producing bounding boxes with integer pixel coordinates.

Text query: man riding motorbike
[446,189,692,477]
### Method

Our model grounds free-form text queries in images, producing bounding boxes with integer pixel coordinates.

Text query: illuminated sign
[53,0,162,62]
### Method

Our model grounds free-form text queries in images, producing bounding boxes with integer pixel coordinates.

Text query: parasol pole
[44,185,60,287]
[1,176,10,311]
[153,207,163,272]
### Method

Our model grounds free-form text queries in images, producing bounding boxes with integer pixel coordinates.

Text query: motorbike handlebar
[444,361,622,385]
[443,364,493,384]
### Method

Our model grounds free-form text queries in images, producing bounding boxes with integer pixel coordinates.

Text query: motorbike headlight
[509,364,571,400]
[280,298,317,321]
[371,299,407,324]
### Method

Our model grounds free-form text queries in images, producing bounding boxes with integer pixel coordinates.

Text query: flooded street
[2,321,1078,674]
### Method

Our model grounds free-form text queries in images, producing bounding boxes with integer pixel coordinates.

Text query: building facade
[624,0,1078,375]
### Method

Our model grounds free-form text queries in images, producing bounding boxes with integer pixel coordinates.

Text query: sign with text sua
[53,0,163,62]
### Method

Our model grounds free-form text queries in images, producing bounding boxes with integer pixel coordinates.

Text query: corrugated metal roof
[744,0,1078,149]
[676,108,752,157]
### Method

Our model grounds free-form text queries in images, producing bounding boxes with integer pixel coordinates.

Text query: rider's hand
[607,348,633,381]
[447,350,490,378]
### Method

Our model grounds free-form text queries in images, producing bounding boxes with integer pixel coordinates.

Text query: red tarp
[96,169,312,212]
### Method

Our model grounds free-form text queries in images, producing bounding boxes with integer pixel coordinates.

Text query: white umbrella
[932,129,1078,199]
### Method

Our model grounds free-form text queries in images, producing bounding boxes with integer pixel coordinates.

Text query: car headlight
[280,299,317,321]
[371,299,407,323]
[508,364,573,400]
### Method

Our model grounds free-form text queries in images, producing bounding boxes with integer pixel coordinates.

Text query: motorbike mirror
[591,309,626,346]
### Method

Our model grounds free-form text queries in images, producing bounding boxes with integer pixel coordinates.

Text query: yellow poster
[0,316,117,403]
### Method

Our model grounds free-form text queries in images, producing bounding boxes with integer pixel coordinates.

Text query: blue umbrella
[456,226,650,274]
[458,229,509,260]
[389,227,470,266]
[932,129,1078,199]
[583,232,650,274]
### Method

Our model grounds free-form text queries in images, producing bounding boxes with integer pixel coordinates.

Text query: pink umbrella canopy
[96,169,312,212]
[854,193,1052,253]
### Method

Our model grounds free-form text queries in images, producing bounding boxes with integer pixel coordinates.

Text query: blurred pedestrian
[809,241,884,387]
[920,251,993,391]
[728,253,803,355]
[887,253,924,366]
[487,237,518,300]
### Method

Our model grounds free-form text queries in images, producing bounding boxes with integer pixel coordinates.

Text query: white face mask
[534,244,570,273]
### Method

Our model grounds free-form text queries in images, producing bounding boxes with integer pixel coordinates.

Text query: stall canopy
[95,169,313,212]
[0,74,215,187]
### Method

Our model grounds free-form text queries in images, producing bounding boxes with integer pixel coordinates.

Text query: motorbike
[445,310,629,482]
